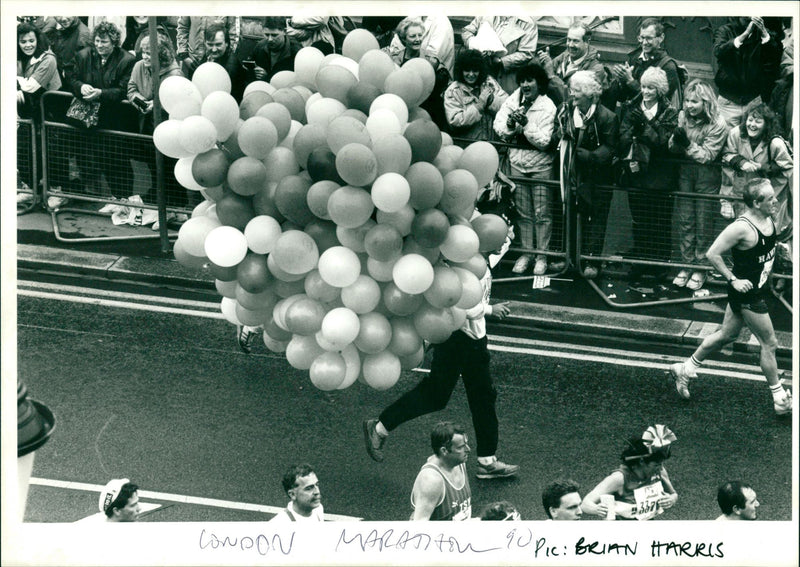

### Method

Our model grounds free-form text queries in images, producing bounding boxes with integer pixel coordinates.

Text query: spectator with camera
[249,17,302,83]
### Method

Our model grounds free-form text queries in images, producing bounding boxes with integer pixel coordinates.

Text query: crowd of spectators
[16,15,794,285]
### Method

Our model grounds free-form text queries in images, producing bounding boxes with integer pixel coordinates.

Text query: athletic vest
[731,216,776,290]
[411,462,472,521]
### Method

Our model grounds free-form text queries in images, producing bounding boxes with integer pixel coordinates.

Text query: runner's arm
[410,469,444,521]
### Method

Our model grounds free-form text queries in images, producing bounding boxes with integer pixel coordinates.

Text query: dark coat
[713,21,782,105]
[250,37,302,82]
[607,48,681,108]
[49,19,92,86]
[618,97,679,191]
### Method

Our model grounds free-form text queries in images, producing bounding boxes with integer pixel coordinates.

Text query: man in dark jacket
[249,16,302,83]
[713,17,782,128]
[607,18,682,111]
[191,23,246,102]
[539,22,606,108]
[50,17,92,86]
[64,21,136,199]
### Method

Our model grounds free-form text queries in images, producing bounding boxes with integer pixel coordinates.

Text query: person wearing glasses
[542,479,583,520]
[607,18,683,110]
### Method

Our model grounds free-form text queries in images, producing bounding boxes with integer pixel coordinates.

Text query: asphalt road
[16,284,792,524]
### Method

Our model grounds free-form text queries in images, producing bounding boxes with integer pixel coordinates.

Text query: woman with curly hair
[17,22,61,118]
[668,79,728,291]
[444,49,507,141]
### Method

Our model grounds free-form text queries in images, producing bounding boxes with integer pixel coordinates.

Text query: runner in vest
[269,463,324,523]
[670,178,792,416]
[410,422,472,521]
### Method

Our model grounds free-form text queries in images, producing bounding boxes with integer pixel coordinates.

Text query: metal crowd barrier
[40,91,191,243]
[16,118,38,215]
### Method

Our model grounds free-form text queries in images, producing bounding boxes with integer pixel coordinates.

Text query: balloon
[264,314,293,341]
[405,162,444,210]
[236,251,273,293]
[337,344,361,389]
[220,296,242,325]
[370,172,410,213]
[316,65,358,104]
[342,29,380,62]
[263,146,300,183]
[354,311,392,353]
[252,182,284,221]
[370,93,408,127]
[271,230,320,275]
[191,148,230,188]
[295,46,326,87]
[173,239,208,270]
[236,285,278,312]
[409,106,432,122]
[440,169,479,218]
[336,219,375,253]
[307,147,345,184]
[263,332,289,353]
[306,180,340,220]
[327,185,374,228]
[413,303,453,344]
[441,131,453,146]
[192,200,213,218]
[341,108,368,124]
[280,120,303,150]
[179,115,217,155]
[309,352,347,390]
[387,316,423,356]
[358,50,396,89]
[178,215,221,256]
[320,307,360,349]
[367,257,397,282]
[327,116,371,154]
[411,208,450,248]
[384,68,423,108]
[450,253,488,279]
[239,90,274,119]
[376,204,415,237]
[204,226,248,267]
[404,119,442,163]
[392,253,434,295]
[272,87,306,122]
[243,81,276,98]
[153,120,193,159]
[244,215,282,254]
[201,91,240,141]
[318,246,361,288]
[371,134,412,176]
[174,157,205,191]
[453,267,483,309]
[440,224,480,263]
[433,144,464,175]
[423,266,463,308]
[346,81,382,115]
[236,116,278,160]
[364,223,403,262]
[271,70,297,89]
[256,102,292,141]
[235,302,272,327]
[192,61,231,97]
[365,108,401,141]
[304,219,339,253]
[458,141,500,188]
[304,270,340,303]
[341,274,381,314]
[267,253,305,282]
[216,278,238,298]
[471,213,508,253]
[208,260,238,281]
[274,175,314,226]
[382,281,424,316]
[159,76,203,116]
[362,351,401,390]
[401,57,436,105]
[398,344,425,370]
[335,143,378,187]
[286,334,325,370]
[227,156,267,196]
[328,57,360,79]
[219,119,246,160]
[285,297,326,335]
[294,123,330,170]
[306,97,346,129]
[402,235,441,265]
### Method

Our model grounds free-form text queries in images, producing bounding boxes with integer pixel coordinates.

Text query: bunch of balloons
[160,30,507,392]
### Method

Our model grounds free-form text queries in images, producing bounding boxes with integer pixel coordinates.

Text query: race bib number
[632,481,664,521]
[758,257,774,289]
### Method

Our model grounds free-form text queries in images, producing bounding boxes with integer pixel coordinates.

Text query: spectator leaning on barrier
[542,479,583,520]
[716,481,759,521]
[249,17,302,83]
[538,22,605,109]
[176,16,240,77]
[17,22,62,119]
[618,66,678,283]
[713,17,782,129]
[493,63,557,276]
[556,69,619,280]
[50,17,91,86]
[444,49,507,142]
[461,16,538,95]
[608,18,683,111]
[668,79,728,292]
[270,464,324,523]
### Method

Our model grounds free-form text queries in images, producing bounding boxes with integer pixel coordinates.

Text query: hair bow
[642,424,676,452]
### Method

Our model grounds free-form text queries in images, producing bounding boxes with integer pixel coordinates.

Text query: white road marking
[29,478,361,521]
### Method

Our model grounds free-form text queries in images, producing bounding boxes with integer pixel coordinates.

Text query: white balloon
[204,226,248,267]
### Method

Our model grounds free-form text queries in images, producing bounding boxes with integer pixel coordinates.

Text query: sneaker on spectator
[237,325,260,354]
[512,255,531,274]
[533,257,547,275]
[672,269,690,287]
[362,419,386,462]
[17,192,34,204]
[47,195,69,209]
[686,271,706,291]
[582,263,599,280]
[475,460,519,479]
[774,390,792,416]
[549,259,567,272]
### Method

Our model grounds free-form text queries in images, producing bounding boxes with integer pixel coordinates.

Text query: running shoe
[362,419,385,462]
[237,325,259,354]
[476,460,519,479]
[774,390,793,416]
[669,362,691,399]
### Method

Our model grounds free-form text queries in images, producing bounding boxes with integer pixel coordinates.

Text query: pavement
[15,206,795,360]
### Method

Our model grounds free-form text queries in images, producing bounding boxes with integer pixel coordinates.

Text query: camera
[131,97,149,111]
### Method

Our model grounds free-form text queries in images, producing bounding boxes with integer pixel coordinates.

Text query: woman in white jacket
[494,63,557,275]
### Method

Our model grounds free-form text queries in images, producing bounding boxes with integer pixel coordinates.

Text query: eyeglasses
[638,35,660,43]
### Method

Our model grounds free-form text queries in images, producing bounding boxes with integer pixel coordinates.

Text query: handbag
[66,97,100,128]
[622,136,651,175]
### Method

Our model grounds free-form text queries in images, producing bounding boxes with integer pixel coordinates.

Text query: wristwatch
[728,275,737,283]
